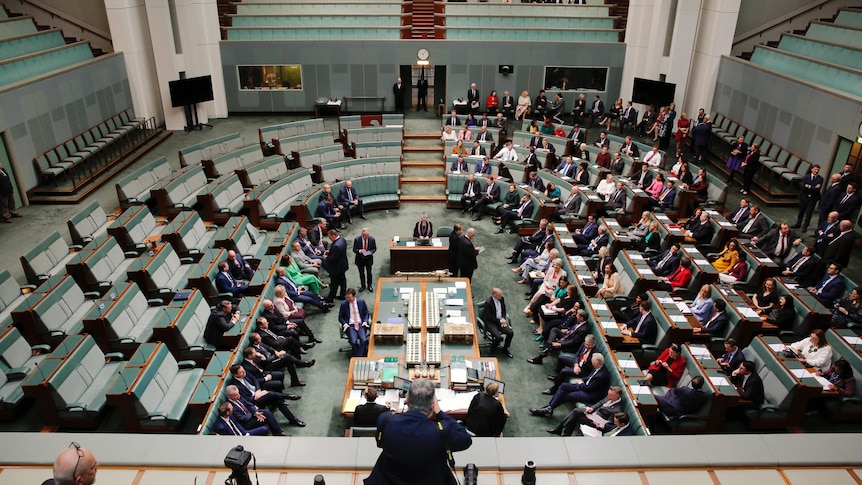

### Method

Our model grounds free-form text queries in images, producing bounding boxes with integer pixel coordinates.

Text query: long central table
[341,277,504,419]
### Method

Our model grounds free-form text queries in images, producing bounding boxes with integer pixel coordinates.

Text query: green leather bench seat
[750,45,862,99]
[154,166,209,216]
[823,329,862,421]
[159,211,217,259]
[249,169,315,227]
[196,173,246,222]
[230,14,402,28]
[241,155,290,187]
[295,144,346,166]
[743,338,800,429]
[66,200,111,246]
[225,27,402,41]
[127,242,196,299]
[259,118,325,145]
[778,34,862,72]
[0,270,34,324]
[0,41,92,87]
[107,205,163,253]
[0,326,50,414]
[345,126,403,144]
[82,281,165,353]
[204,144,268,179]
[20,230,78,285]
[68,236,137,292]
[276,131,335,156]
[115,156,173,208]
[352,140,402,158]
[178,132,243,167]
[128,343,204,430]
[316,156,401,181]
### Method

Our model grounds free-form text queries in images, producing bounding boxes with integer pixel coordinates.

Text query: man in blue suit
[655,376,709,420]
[213,401,268,436]
[274,266,331,311]
[808,263,845,306]
[315,196,343,230]
[228,364,305,427]
[338,179,366,223]
[324,229,349,302]
[717,338,745,375]
[554,156,576,178]
[471,175,500,221]
[215,261,248,297]
[780,245,817,287]
[647,243,681,277]
[365,378,472,485]
[530,353,610,416]
[572,214,599,245]
[339,288,371,357]
[578,226,609,257]
[225,250,254,281]
[620,301,657,344]
[225,384,287,436]
[691,300,728,338]
[650,180,677,210]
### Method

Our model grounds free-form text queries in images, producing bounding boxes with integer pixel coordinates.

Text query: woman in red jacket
[640,343,686,387]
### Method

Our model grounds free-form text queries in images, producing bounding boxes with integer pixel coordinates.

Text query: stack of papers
[844,336,862,345]
[444,298,464,306]
[709,376,731,387]
[688,346,711,357]
[592,303,609,311]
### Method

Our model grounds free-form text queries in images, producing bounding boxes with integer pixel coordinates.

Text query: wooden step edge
[400,195,447,202]
[404,133,444,139]
[403,146,441,152]
[401,177,445,184]
[402,160,445,167]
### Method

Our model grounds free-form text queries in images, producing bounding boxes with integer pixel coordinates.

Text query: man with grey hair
[530,353,610,417]
[457,227,479,280]
[352,228,377,292]
[290,240,321,274]
[365,378,472,485]
[43,443,98,485]
[481,288,514,358]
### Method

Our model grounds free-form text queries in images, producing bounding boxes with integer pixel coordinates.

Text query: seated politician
[354,387,392,427]
[340,288,371,357]
[464,380,508,437]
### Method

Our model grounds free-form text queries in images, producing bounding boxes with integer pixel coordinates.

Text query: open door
[434,65,447,112]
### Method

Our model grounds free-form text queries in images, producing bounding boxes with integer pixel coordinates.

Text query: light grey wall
[0,53,134,192]
[220,40,626,114]
[712,55,862,175]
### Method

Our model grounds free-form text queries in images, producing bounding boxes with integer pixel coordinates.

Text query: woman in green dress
[282,254,327,295]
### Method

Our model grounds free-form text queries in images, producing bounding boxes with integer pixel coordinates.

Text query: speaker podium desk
[341,277,505,420]
[389,236,449,273]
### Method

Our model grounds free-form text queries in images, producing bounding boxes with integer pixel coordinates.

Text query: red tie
[363,238,367,251]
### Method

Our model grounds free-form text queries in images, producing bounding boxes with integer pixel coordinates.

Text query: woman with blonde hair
[516,90,532,121]
[689,285,714,324]
[524,258,563,314]
[273,284,308,324]
[457,124,472,141]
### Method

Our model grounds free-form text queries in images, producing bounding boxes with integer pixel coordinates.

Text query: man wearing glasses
[43,442,98,485]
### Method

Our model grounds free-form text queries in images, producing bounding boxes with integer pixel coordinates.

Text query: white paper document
[406,241,415,247]
[709,376,731,387]
[671,315,687,323]
[844,336,862,345]
[432,238,442,247]
[447,316,468,324]
[600,321,617,329]
[454,281,468,289]
[768,343,785,352]
[629,254,643,260]
[628,385,652,395]
[592,303,609,311]
[791,368,814,379]
[446,310,462,317]
[659,297,675,304]
[561,238,575,245]
[444,298,464,306]
[688,346,711,357]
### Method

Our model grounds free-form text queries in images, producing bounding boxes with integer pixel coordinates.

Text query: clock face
[417,48,430,60]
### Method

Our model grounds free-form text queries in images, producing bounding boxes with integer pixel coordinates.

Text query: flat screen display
[168,75,215,108]
[632,77,676,108]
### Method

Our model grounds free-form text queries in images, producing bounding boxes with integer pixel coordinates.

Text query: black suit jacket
[690,221,715,246]
[481,296,507,328]
[820,183,844,214]
[462,180,481,197]
[324,236,349,274]
[457,235,478,273]
[835,193,861,220]
[634,169,654,188]
[567,129,585,144]
[735,372,765,405]
[649,249,681,277]
[625,312,657,344]
[464,392,507,437]
[783,252,817,286]
[204,309,234,349]
[470,146,487,156]
[821,231,854,268]
[354,402,390,427]
[352,235,377,266]
[756,227,799,259]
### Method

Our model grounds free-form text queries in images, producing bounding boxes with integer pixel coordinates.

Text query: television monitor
[168,75,214,108]
[392,376,411,396]
[483,377,505,395]
[632,77,676,109]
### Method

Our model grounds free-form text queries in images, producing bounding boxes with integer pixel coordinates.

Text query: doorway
[410,65,435,112]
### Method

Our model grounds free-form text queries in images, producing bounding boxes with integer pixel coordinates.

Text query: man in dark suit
[0,162,20,223]
[691,115,711,162]
[467,82,480,114]
[249,330,312,388]
[818,173,844,226]
[620,301,657,344]
[601,182,627,217]
[213,401,268,436]
[530,310,591,363]
[539,139,555,158]
[228,364,305,426]
[687,213,715,247]
[496,194,533,234]
[554,156,576,178]
[204,300,237,350]
[500,91,515,118]
[648,243,682,277]
[536,333,596,391]
[814,211,841,255]
[445,109,461,126]
[793,164,824,231]
[578,226,609,257]
[522,146,540,175]
[556,186,582,219]
[366,379,472,485]
[470,141,486,157]
[460,174,481,214]
[753,222,802,264]
[649,180,677,210]
[471,175,500,221]
[567,124,586,144]
[240,346,285,392]
[531,353,610,416]
[338,179,366,222]
[726,198,751,225]
[780,246,817,287]
[215,261,248,297]
[547,385,624,436]
[528,133,544,148]
[838,163,856,190]
[449,156,468,173]
[732,360,765,410]
[691,300,728,338]
[493,112,507,135]
[717,338,745,375]
[225,250,254,281]
[323,229,349,303]
[655,376,709,420]
[339,288,371,357]
[820,220,855,269]
[308,219,329,251]
[352,228,376,292]
[834,182,860,221]
[572,214,599,245]
[619,103,638,134]
[588,95,604,127]
[448,224,462,276]
[392,77,405,113]
[354,387,391,427]
[457,228,480,280]
[476,126,494,143]
[315,195,343,230]
[416,76,428,111]
[481,288,513,358]
[808,263,845,306]
[506,218,548,262]
[633,164,654,189]
[527,171,545,191]
[225,385,286,435]
[256,311,306,354]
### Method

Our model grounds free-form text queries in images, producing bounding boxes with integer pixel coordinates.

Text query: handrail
[10,0,112,44]
[733,0,831,47]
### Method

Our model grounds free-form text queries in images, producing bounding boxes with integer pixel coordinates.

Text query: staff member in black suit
[353,228,376,292]
[818,173,844,226]
[392,77,405,113]
[467,82,480,114]
[820,220,855,269]
[448,224,462,276]
[731,360,765,412]
[482,288,514,358]
[323,229,349,303]
[793,164,823,231]
[464,380,508,437]
[0,162,21,223]
[204,300,237,350]
[354,387,391,427]
[416,75,428,112]
[413,212,434,240]
[457,227,479,280]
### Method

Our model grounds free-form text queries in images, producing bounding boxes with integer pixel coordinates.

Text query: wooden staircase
[400,133,446,203]
[407,0,436,39]
[609,0,629,40]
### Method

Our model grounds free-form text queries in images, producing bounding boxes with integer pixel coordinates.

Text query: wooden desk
[389,237,449,273]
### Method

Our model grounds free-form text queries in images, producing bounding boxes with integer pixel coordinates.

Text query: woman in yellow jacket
[711,239,740,273]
